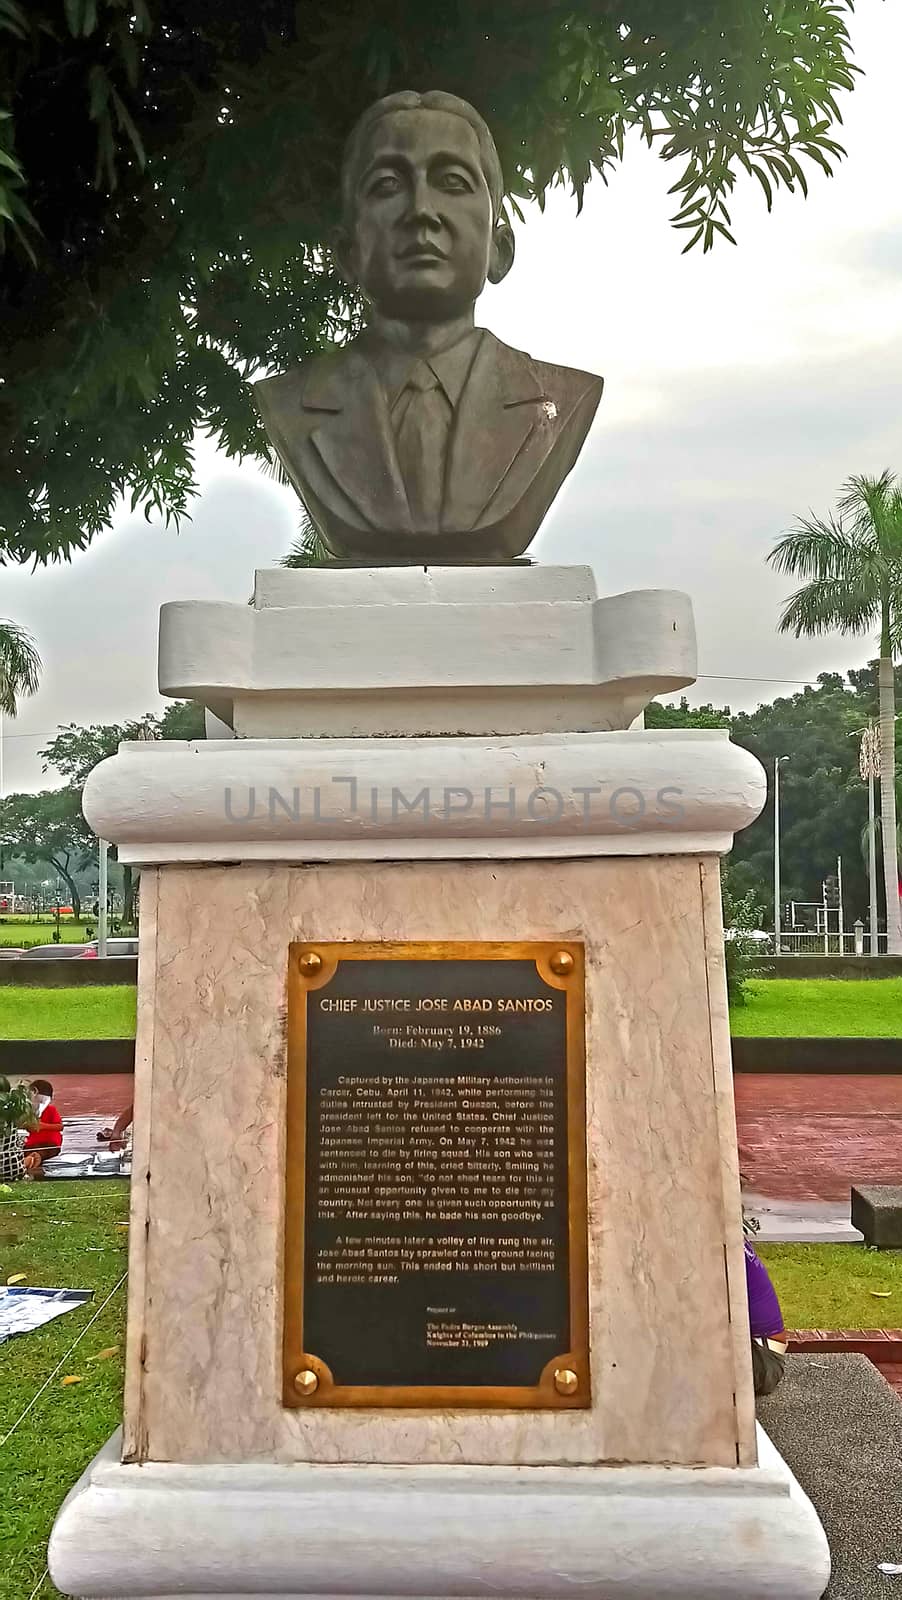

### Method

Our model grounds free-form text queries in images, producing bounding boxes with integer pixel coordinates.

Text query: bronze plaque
[283,941,588,1409]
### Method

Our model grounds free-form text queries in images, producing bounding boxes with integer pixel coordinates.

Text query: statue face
[342,108,497,320]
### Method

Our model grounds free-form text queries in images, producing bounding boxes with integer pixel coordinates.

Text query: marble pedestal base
[54,563,828,1596]
[50,1429,830,1600]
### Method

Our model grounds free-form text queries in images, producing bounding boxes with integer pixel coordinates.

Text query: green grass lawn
[0,975,898,1043]
[759,1242,902,1328]
[0,987,137,1041]
[731,977,902,1036]
[0,1192,899,1600]
[0,921,91,948]
[0,1180,129,1600]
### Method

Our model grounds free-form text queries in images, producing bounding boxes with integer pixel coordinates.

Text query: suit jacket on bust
[254,328,603,561]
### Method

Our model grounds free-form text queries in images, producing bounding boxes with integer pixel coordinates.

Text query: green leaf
[88,63,110,121]
[109,88,146,168]
[0,146,24,177]
[0,0,27,37]
[750,163,774,210]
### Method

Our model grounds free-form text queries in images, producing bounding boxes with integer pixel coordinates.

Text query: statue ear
[487,216,515,285]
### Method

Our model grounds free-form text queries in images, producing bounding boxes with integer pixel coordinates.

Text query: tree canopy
[648,665,902,927]
[1,1,856,565]
[0,699,206,924]
[37,698,205,784]
[0,786,91,918]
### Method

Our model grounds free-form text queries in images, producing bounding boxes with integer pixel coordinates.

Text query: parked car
[0,948,25,959]
[80,938,139,959]
[18,943,89,958]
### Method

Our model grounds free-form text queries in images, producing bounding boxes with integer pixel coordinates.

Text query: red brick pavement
[734,1073,902,1201]
[52,1073,132,1120]
[36,1069,902,1199]
[877,1361,902,1399]
[42,1073,134,1156]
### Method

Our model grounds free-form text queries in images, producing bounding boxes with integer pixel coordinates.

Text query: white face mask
[36,1096,50,1114]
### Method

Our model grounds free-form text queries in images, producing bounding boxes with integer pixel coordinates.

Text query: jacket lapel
[443,332,547,531]
[305,349,413,534]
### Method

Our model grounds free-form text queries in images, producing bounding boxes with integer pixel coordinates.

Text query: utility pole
[98,839,109,957]
[773,756,790,955]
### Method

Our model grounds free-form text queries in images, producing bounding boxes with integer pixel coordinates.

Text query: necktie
[392,360,451,533]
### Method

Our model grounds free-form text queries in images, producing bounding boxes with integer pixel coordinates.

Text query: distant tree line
[648,664,902,929]
[1,666,896,931]
[0,699,204,921]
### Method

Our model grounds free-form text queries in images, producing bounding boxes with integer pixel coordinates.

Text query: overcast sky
[3,3,901,794]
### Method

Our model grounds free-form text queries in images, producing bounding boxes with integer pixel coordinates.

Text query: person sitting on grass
[23,1078,63,1178]
[745,1236,787,1397]
[98,1101,133,1153]
[0,1075,34,1183]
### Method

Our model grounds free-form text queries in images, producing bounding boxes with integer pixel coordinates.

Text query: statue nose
[408,177,440,223]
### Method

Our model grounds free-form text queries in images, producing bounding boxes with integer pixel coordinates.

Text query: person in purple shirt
[745,1237,787,1396]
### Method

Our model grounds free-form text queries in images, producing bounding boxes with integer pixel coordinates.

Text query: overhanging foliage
[1,1,856,564]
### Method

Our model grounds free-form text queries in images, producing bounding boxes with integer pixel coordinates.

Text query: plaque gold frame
[283,940,589,1410]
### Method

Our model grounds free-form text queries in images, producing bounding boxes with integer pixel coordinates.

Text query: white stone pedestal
[158,564,696,737]
[50,567,829,1600]
[50,1429,829,1600]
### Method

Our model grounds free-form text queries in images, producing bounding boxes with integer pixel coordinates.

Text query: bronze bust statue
[254,90,603,562]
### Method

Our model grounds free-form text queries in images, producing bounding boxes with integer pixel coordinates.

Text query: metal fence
[777,931,888,957]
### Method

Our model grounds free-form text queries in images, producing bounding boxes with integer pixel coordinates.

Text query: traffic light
[824,874,840,909]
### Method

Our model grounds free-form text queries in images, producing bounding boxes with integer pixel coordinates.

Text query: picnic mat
[759,1352,902,1600]
[45,1147,131,1180]
[0,1285,93,1343]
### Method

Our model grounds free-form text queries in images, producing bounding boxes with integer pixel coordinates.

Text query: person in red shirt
[24,1078,63,1177]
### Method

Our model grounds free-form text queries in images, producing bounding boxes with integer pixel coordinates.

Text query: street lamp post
[774,756,790,956]
[859,723,881,955]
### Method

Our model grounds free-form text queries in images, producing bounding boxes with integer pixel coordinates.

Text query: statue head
[336,90,515,322]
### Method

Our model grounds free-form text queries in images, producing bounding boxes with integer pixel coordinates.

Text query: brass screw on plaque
[298,951,323,977]
[294,1369,319,1397]
[549,950,574,977]
[554,1367,579,1396]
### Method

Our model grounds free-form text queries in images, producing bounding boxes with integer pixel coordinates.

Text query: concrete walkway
[744,1191,863,1244]
[760,1353,902,1600]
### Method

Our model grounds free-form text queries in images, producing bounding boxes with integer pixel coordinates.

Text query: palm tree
[0,619,41,716]
[280,508,328,569]
[769,472,902,954]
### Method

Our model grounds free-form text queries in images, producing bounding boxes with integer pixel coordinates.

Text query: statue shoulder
[254,346,354,416]
[527,351,604,412]
[478,331,603,416]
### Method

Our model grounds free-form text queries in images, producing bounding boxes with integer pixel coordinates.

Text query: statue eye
[438,170,473,192]
[368,172,402,197]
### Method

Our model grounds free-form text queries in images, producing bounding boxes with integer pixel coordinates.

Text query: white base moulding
[81,729,766,866]
[50,1429,830,1600]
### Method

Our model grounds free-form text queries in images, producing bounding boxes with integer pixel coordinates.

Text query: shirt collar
[366,328,483,411]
